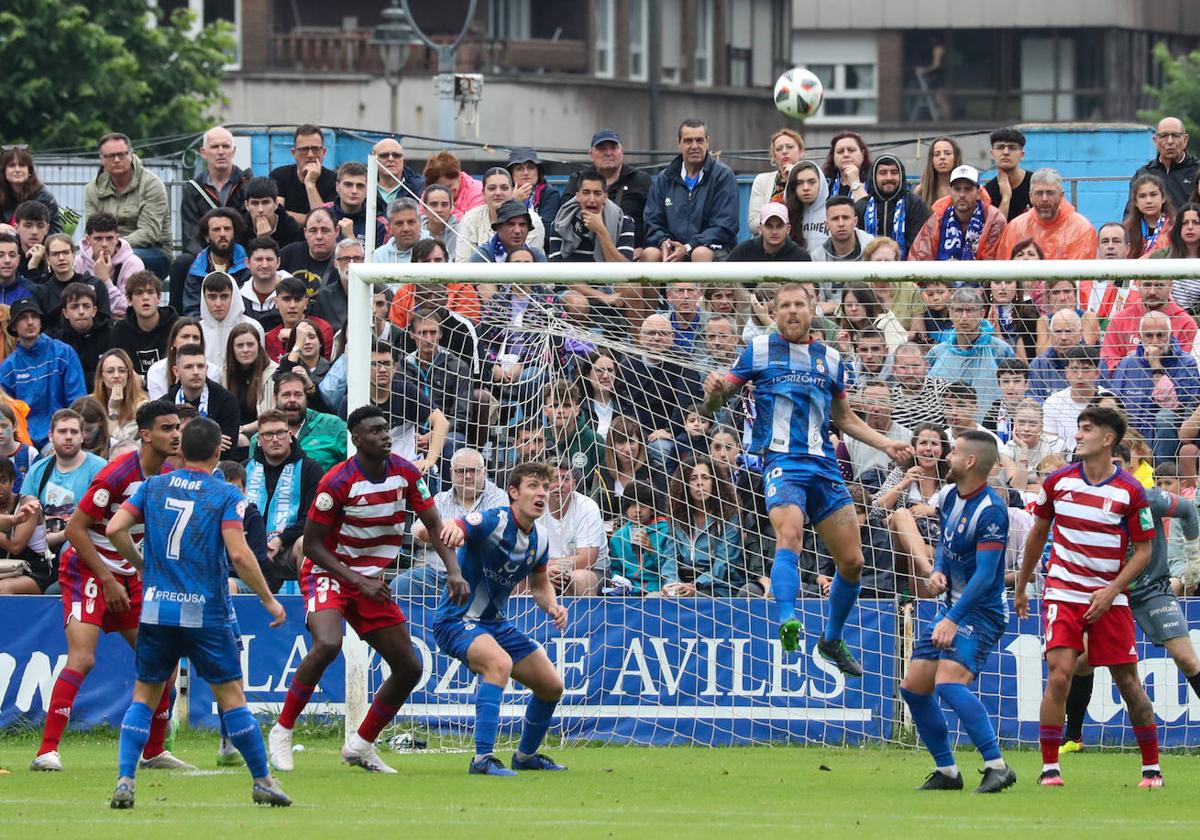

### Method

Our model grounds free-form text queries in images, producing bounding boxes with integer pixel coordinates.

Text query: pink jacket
[73,239,138,317]
[453,172,484,218]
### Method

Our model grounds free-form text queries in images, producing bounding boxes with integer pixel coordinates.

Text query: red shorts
[300,559,406,636]
[58,548,141,633]
[1043,598,1137,666]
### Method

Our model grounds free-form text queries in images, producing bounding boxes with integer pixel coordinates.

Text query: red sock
[278,680,315,730]
[1133,724,1159,768]
[357,697,401,743]
[1039,724,1062,766]
[142,676,176,759]
[38,669,85,755]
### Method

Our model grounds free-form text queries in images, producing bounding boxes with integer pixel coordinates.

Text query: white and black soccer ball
[773,67,824,120]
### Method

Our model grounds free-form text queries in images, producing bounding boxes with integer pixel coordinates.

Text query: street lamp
[399,0,477,148]
[372,0,419,134]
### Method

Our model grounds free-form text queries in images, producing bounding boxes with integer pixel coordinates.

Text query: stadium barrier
[4,595,1199,747]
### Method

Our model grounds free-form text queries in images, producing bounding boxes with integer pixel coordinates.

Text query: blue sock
[218,707,229,741]
[118,702,153,779]
[475,681,504,756]
[771,548,800,622]
[223,705,269,779]
[823,571,861,643]
[937,683,1002,763]
[517,696,558,757]
[900,687,954,768]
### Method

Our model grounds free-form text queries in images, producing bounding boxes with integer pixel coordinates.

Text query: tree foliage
[1140,42,1200,147]
[0,1,233,153]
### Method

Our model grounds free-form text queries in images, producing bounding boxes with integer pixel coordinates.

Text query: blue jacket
[1027,346,1071,403]
[1109,340,1200,437]
[925,322,1015,420]
[677,515,746,597]
[0,280,34,307]
[644,154,739,252]
[0,333,87,445]
[610,518,679,595]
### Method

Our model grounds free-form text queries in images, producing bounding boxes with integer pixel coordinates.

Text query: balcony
[267,28,588,75]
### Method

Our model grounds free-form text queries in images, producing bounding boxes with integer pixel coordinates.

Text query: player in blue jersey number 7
[900,431,1016,793]
[105,418,292,809]
[704,284,912,675]
[428,462,568,776]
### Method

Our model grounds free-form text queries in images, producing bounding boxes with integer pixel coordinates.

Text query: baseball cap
[759,202,789,227]
[590,129,621,147]
[7,297,42,336]
[492,199,533,228]
[949,164,980,185]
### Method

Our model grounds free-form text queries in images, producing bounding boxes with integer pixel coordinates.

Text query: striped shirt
[1031,463,1154,605]
[73,451,171,576]
[307,455,435,578]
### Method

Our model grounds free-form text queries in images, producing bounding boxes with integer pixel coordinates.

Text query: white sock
[1142,763,1161,773]
[1042,762,1060,773]
[346,732,371,753]
[984,758,1006,771]
[936,764,960,778]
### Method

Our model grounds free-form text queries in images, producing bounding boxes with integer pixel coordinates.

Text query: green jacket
[545,414,604,493]
[250,409,347,474]
[84,154,171,250]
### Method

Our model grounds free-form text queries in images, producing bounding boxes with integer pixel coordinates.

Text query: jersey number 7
[164,498,195,561]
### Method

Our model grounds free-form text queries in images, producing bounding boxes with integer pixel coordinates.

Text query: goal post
[342,249,1200,749]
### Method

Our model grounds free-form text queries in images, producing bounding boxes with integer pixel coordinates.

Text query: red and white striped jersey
[73,451,172,576]
[306,455,435,577]
[1031,462,1154,605]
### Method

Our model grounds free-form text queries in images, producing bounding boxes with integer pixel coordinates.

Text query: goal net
[345,256,1200,751]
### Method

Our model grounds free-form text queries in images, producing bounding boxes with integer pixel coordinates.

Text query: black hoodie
[35,271,113,332]
[110,304,179,378]
[52,310,114,385]
[854,154,932,259]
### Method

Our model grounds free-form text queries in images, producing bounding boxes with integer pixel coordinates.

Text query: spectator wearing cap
[548,168,634,263]
[909,165,1007,261]
[507,147,562,234]
[998,168,1099,260]
[1131,117,1198,211]
[372,137,425,207]
[468,200,548,263]
[1109,309,1200,459]
[983,128,1033,221]
[642,118,739,262]
[728,203,811,261]
[455,167,546,262]
[1042,345,1108,446]
[0,298,87,447]
[562,129,653,253]
[853,154,930,260]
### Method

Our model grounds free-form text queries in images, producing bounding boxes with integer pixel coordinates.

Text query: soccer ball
[774,67,824,120]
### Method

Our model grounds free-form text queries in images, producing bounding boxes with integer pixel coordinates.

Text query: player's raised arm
[416,505,470,603]
[223,525,286,628]
[527,566,568,631]
[830,397,914,463]
[105,506,145,574]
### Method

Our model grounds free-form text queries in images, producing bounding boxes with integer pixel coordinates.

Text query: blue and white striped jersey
[933,483,1009,624]
[729,334,846,461]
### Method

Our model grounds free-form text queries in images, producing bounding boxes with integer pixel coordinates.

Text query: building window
[791,32,878,123]
[694,0,714,86]
[594,0,615,78]
[629,0,648,81]
[488,0,531,40]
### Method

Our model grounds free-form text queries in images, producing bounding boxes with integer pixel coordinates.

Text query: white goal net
[344,255,1200,751]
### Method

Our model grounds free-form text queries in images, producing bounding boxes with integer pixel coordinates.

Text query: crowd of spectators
[2,116,1200,600]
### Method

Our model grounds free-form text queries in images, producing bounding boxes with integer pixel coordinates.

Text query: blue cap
[590,129,621,147]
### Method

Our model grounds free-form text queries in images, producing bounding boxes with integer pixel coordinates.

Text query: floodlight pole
[401,0,477,148]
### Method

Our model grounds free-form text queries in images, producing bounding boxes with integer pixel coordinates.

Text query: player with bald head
[899,429,1016,793]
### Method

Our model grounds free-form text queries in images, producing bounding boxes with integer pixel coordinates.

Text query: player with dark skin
[294,414,469,714]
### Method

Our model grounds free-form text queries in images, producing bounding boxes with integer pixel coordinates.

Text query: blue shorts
[433,618,540,666]
[911,608,1005,676]
[762,455,853,523]
[136,623,243,685]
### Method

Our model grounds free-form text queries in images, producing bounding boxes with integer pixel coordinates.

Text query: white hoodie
[787,161,830,255]
[200,278,264,370]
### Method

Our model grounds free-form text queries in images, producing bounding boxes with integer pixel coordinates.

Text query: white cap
[759,202,789,226]
[949,164,979,185]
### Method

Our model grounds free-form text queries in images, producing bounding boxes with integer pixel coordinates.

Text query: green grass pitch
[1,730,1196,838]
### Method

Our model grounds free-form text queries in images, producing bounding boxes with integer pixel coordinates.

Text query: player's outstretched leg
[510,650,567,772]
[1110,664,1163,788]
[936,683,1015,793]
[342,624,422,774]
[767,506,804,653]
[813,504,864,677]
[900,662,962,791]
[111,700,154,809]
[270,612,343,771]
[465,635,518,777]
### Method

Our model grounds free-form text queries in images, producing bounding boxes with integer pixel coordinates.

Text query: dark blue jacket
[1110,339,1200,437]
[0,333,87,445]
[644,154,739,252]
